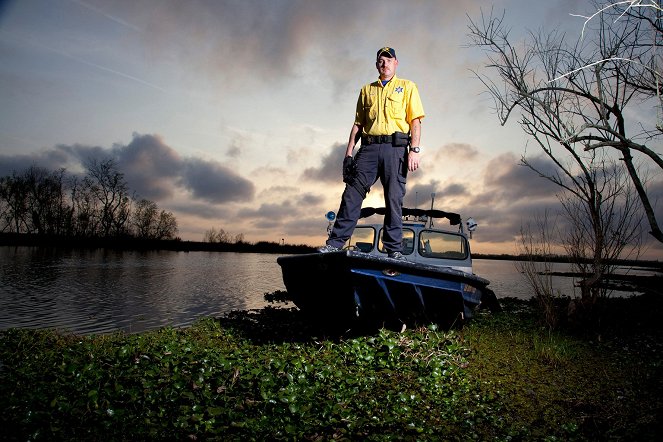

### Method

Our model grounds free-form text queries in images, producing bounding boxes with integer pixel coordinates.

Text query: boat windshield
[419,230,468,260]
[378,228,416,255]
[350,226,376,252]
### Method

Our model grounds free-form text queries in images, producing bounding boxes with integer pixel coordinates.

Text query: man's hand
[408,152,420,172]
[343,156,357,183]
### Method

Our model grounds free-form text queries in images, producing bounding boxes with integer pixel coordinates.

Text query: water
[0,247,284,334]
[0,247,656,334]
[473,259,577,299]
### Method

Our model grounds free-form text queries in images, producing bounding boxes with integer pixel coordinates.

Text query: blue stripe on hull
[350,268,481,325]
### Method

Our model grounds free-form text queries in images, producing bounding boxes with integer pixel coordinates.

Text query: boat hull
[277,250,493,329]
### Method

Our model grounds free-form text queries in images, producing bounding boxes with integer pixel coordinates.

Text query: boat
[277,207,499,330]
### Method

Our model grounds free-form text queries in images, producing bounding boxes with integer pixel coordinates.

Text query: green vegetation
[1,297,661,440]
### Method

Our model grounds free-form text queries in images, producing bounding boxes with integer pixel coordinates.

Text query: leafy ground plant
[1,296,661,440]
[0,310,485,440]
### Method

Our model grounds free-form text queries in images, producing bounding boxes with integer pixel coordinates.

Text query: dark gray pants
[326,143,407,253]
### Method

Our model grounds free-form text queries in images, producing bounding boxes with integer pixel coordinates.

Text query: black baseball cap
[376,47,396,60]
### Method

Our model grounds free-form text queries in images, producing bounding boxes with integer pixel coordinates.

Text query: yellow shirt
[354,75,425,136]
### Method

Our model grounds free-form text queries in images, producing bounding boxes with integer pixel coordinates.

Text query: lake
[0,247,652,335]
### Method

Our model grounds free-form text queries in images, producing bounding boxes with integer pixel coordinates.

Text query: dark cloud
[181,157,254,203]
[283,216,331,239]
[133,0,481,96]
[0,151,65,176]
[296,193,325,206]
[237,201,294,220]
[0,132,255,206]
[114,133,183,200]
[438,143,479,160]
[459,151,663,251]
[233,192,326,234]
[0,143,99,176]
[301,142,345,182]
[480,152,559,203]
[441,152,564,248]
[169,201,227,219]
[404,181,440,208]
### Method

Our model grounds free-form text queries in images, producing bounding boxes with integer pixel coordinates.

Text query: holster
[392,131,410,147]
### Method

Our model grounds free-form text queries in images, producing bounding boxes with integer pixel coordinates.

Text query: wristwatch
[410,146,421,153]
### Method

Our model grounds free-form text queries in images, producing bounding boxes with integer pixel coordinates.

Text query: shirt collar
[377,74,398,86]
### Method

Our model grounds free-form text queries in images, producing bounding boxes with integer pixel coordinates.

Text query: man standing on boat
[319,46,425,259]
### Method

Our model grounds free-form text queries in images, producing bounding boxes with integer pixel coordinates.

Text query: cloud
[301,142,345,182]
[115,134,183,200]
[480,152,559,204]
[237,201,298,222]
[0,132,255,206]
[180,157,254,203]
[296,192,325,206]
[130,0,483,94]
[0,147,72,176]
[438,143,479,160]
[405,181,441,208]
[169,201,227,219]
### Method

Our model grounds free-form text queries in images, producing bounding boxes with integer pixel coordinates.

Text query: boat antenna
[429,193,435,228]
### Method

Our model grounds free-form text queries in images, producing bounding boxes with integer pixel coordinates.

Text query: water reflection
[1,247,655,335]
[1,247,284,334]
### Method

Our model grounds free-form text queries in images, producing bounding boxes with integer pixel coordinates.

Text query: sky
[1,0,661,259]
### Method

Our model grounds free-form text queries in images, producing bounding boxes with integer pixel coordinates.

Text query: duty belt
[362,134,392,144]
[361,132,410,147]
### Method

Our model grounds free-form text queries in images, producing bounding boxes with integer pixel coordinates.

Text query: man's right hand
[342,156,357,184]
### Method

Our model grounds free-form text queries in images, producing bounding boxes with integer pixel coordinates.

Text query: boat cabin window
[350,226,376,252]
[418,230,468,260]
[378,228,415,255]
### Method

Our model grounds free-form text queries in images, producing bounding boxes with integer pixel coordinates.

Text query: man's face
[376,56,398,80]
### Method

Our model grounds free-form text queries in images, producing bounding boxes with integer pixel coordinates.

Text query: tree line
[0,159,178,240]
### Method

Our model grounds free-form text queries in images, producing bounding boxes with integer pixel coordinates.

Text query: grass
[1,296,661,440]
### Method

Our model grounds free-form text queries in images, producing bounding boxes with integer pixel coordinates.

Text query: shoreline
[2,232,661,268]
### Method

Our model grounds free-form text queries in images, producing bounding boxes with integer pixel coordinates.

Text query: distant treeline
[0,160,177,240]
[474,253,662,269]
[0,232,316,255]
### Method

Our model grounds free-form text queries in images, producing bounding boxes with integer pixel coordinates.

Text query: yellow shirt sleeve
[406,82,425,125]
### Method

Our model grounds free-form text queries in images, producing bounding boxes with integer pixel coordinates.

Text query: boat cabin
[347,207,474,274]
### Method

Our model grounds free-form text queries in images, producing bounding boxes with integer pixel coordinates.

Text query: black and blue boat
[277,207,499,330]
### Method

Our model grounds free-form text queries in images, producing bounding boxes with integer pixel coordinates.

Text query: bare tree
[1,163,179,241]
[83,158,131,237]
[23,166,70,235]
[154,210,178,240]
[557,161,642,301]
[0,172,29,233]
[132,198,159,238]
[468,6,649,309]
[132,198,178,240]
[69,175,99,237]
[467,5,663,244]
[203,227,231,243]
